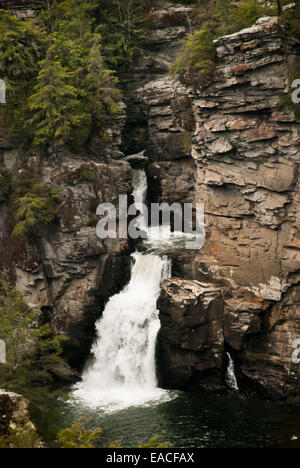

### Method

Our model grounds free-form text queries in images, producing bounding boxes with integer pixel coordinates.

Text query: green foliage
[85,41,122,120]
[172,0,276,84]
[0,10,48,145]
[28,46,85,149]
[0,275,70,414]
[88,215,96,227]
[0,2,123,152]
[12,180,59,237]
[173,28,216,83]
[4,86,34,145]
[56,418,171,448]
[49,0,99,40]
[81,166,96,181]
[215,0,272,36]
[0,276,42,366]
[96,0,150,68]
[281,2,300,40]
[56,418,101,448]
[0,426,42,449]
[0,10,47,83]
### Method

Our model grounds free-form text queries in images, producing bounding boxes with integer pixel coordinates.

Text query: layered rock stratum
[124,6,300,401]
[0,1,299,401]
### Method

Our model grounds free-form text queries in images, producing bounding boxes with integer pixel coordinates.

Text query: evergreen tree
[52,0,98,41]
[12,182,59,238]
[56,418,101,449]
[85,40,122,123]
[0,275,69,411]
[0,10,47,82]
[28,46,85,149]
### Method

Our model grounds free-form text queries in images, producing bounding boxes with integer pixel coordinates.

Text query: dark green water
[42,391,300,448]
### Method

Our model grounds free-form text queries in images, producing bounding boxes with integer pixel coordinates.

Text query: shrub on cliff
[0,426,42,449]
[171,0,291,85]
[95,0,151,68]
[11,180,59,238]
[281,2,300,40]
[0,10,48,145]
[0,275,70,417]
[172,28,216,83]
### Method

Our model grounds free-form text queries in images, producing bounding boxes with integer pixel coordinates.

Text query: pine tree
[85,40,122,123]
[12,182,59,238]
[52,0,98,41]
[0,275,68,393]
[0,10,46,82]
[28,46,85,149]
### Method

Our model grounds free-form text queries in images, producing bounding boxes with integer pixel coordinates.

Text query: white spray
[73,170,172,410]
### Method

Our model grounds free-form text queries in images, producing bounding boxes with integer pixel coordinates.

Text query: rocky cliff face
[187,16,300,401]
[123,7,300,401]
[0,150,132,369]
[1,1,300,401]
[0,2,133,368]
[0,390,38,441]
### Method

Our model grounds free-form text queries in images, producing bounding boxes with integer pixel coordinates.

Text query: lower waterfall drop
[73,170,173,411]
[226,352,239,391]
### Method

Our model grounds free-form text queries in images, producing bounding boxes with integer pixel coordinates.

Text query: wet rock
[124,150,149,168]
[157,279,224,390]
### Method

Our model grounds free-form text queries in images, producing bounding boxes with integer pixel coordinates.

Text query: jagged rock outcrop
[188,16,300,401]
[0,149,132,367]
[124,9,300,401]
[1,1,299,401]
[0,390,38,440]
[157,279,224,391]
[121,2,196,207]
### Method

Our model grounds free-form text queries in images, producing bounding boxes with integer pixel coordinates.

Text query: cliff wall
[1,1,300,400]
[124,6,300,401]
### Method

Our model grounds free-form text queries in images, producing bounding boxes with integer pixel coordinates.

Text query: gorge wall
[123,5,300,401]
[0,0,133,368]
[0,1,300,401]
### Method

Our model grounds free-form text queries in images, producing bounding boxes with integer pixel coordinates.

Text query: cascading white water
[0,79,5,104]
[73,169,173,411]
[226,352,239,391]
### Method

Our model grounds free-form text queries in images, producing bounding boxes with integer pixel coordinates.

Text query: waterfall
[226,352,239,391]
[0,79,5,104]
[73,170,173,411]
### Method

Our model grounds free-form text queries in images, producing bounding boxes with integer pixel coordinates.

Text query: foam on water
[73,252,172,411]
[73,169,177,411]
